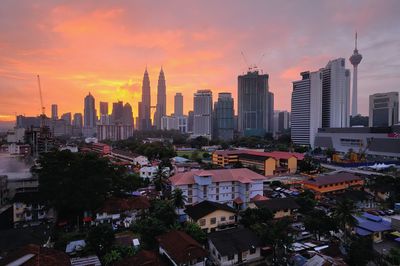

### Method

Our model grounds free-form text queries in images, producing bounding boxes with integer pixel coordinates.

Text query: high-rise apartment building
[154,68,166,129]
[369,92,399,127]
[138,68,152,130]
[193,90,213,139]
[123,103,134,126]
[238,70,273,137]
[291,71,322,147]
[273,111,290,134]
[174,92,184,117]
[100,102,109,116]
[51,104,58,120]
[61,112,72,125]
[188,111,194,133]
[111,101,124,124]
[73,113,83,128]
[83,93,96,137]
[321,58,351,128]
[213,92,234,141]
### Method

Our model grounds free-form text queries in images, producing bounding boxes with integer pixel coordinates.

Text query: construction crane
[240,51,265,72]
[37,75,45,116]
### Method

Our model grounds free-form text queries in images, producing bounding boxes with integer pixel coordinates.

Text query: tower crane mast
[37,75,45,116]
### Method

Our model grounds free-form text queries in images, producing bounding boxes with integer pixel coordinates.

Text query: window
[216,195,219,201]
[187,197,192,203]
[210,217,217,224]
[221,216,226,222]
[229,215,235,220]
[199,219,206,226]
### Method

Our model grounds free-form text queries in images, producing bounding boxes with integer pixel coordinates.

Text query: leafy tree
[333,199,358,245]
[295,190,316,214]
[293,145,309,153]
[325,148,336,159]
[260,218,293,264]
[191,150,200,161]
[87,224,115,256]
[240,208,273,228]
[347,236,374,266]
[112,173,148,196]
[387,248,400,265]
[189,136,209,149]
[33,151,115,221]
[184,222,206,243]
[202,152,210,159]
[170,188,187,209]
[103,245,137,265]
[151,200,178,226]
[133,216,167,249]
[304,210,338,240]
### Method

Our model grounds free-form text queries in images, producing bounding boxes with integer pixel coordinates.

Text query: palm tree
[170,188,187,210]
[153,167,167,192]
[333,198,358,246]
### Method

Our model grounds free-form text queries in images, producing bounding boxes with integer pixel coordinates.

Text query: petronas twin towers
[137,67,166,130]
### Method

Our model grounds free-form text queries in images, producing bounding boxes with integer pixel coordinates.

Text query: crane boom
[37,75,45,116]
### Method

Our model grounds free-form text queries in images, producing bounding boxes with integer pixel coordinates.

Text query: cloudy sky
[0,0,399,122]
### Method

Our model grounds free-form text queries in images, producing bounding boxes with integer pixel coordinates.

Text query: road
[320,163,387,176]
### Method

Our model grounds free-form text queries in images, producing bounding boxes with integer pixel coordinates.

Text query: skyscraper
[369,92,399,127]
[138,68,152,130]
[111,101,124,124]
[238,70,272,137]
[188,111,194,133]
[61,112,72,125]
[73,113,83,128]
[193,90,213,139]
[214,92,234,141]
[291,71,322,147]
[123,103,134,126]
[174,92,183,117]
[349,33,362,117]
[84,92,96,133]
[51,104,58,120]
[321,58,351,128]
[100,102,109,115]
[154,67,166,129]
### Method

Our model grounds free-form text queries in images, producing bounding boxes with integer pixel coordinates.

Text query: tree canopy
[33,151,117,220]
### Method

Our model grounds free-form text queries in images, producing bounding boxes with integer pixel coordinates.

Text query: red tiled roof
[303,172,363,186]
[156,230,207,264]
[98,196,150,214]
[213,149,304,160]
[0,244,71,266]
[233,197,244,205]
[169,168,268,186]
[251,194,269,202]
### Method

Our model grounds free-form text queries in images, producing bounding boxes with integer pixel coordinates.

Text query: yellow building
[212,150,304,176]
[185,200,237,233]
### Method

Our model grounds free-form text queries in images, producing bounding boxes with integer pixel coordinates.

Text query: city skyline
[1,1,400,122]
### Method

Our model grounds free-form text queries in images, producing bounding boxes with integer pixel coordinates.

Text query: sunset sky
[1,0,400,122]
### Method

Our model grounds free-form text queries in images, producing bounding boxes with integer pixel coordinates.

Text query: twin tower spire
[137,67,166,130]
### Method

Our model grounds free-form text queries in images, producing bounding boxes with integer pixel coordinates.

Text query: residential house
[169,168,269,208]
[89,142,111,155]
[303,172,364,199]
[208,227,263,265]
[95,196,150,227]
[0,244,71,266]
[140,166,170,181]
[212,150,304,175]
[13,192,55,227]
[251,198,300,219]
[156,230,207,266]
[185,200,237,233]
[134,155,150,167]
[354,212,392,243]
